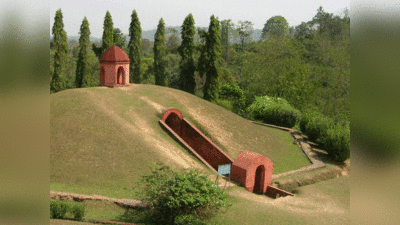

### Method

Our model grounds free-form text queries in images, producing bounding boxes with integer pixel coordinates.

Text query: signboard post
[217,164,232,192]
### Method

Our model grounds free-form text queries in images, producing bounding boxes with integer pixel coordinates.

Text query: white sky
[50,0,350,38]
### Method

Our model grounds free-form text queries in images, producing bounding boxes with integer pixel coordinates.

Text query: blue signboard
[218,164,231,176]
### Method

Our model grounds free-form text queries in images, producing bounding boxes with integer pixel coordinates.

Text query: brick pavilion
[99,46,130,87]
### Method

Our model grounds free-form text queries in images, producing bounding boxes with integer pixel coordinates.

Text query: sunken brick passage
[160,108,233,171]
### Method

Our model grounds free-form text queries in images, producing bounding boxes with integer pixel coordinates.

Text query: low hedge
[322,123,350,162]
[300,110,350,162]
[246,96,302,128]
[50,200,86,221]
[300,111,333,144]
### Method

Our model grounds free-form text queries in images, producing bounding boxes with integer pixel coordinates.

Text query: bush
[246,96,302,128]
[70,202,86,221]
[50,201,69,219]
[300,110,333,144]
[134,163,231,224]
[218,84,246,114]
[213,98,233,112]
[322,123,350,162]
[50,201,86,221]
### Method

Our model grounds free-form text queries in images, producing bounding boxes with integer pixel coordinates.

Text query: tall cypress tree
[178,14,196,94]
[75,17,93,88]
[199,15,222,102]
[128,10,142,84]
[50,9,69,93]
[154,18,166,86]
[102,11,114,53]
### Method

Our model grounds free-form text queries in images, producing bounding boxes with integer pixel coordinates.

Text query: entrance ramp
[159,108,234,173]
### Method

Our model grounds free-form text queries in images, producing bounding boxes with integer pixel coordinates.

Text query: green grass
[51,84,311,199]
[59,176,348,225]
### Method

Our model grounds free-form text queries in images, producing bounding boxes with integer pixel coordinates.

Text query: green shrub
[301,111,333,144]
[322,123,350,162]
[218,84,246,114]
[135,163,231,224]
[174,213,208,225]
[246,95,302,128]
[70,202,86,221]
[213,98,234,112]
[50,200,69,219]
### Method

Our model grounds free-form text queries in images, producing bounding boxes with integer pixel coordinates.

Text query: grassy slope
[50,176,349,225]
[51,84,311,199]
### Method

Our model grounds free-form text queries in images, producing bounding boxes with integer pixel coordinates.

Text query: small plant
[50,200,69,219]
[134,162,232,224]
[70,202,86,221]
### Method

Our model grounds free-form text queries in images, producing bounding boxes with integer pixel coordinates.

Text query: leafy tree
[113,28,126,49]
[178,13,196,94]
[198,15,223,102]
[165,53,181,89]
[128,10,142,83]
[294,22,315,42]
[236,20,253,50]
[311,6,349,41]
[220,19,234,60]
[102,11,114,53]
[134,163,231,224]
[166,28,181,54]
[75,17,94,88]
[141,38,153,57]
[50,9,69,93]
[154,18,167,86]
[261,16,289,39]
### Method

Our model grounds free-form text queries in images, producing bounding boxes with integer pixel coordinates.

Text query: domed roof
[100,45,130,63]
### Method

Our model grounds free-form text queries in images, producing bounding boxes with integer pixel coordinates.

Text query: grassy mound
[51,84,311,199]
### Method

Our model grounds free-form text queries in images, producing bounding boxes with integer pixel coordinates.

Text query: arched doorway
[100,67,105,85]
[117,67,124,85]
[253,165,265,194]
[165,112,182,135]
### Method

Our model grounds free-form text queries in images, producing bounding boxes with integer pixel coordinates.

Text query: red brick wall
[161,108,233,171]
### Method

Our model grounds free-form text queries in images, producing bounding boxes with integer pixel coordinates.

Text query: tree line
[50,6,350,124]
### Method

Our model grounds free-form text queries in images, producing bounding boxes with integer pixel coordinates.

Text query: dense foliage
[198,15,223,102]
[50,201,86,221]
[154,18,167,86]
[113,28,127,49]
[218,83,246,114]
[261,16,289,39]
[50,9,69,93]
[247,96,302,128]
[178,14,197,94]
[134,163,231,224]
[102,11,114,54]
[75,17,94,88]
[129,10,142,83]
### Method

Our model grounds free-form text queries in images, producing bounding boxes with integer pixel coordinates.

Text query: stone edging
[50,191,148,208]
[250,121,326,180]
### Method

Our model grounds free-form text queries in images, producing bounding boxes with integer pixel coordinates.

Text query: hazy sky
[50,0,350,38]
